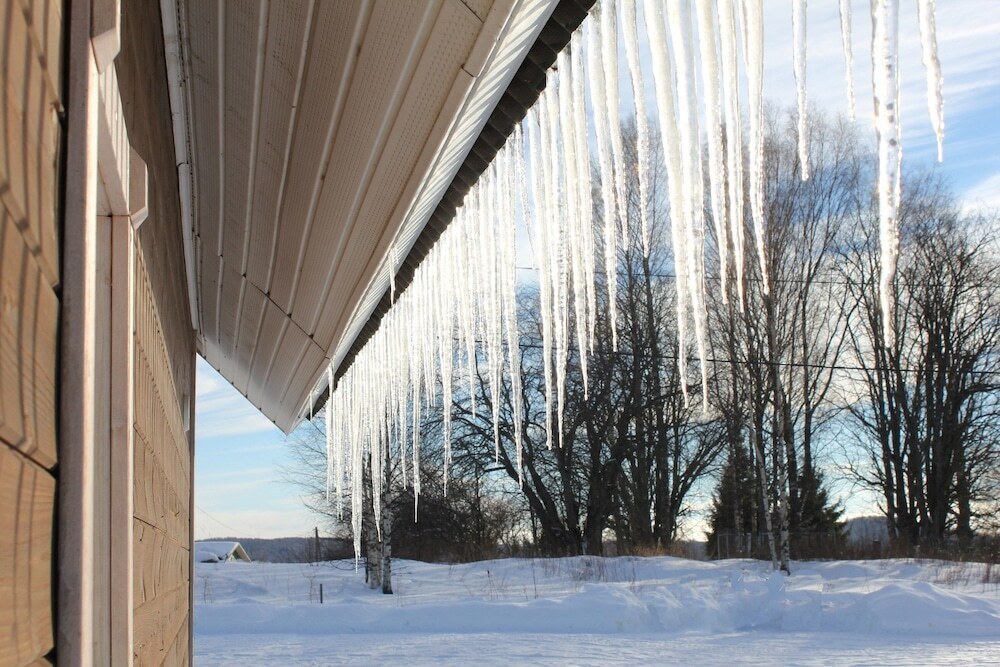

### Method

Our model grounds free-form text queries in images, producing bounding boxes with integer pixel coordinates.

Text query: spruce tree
[706,443,758,559]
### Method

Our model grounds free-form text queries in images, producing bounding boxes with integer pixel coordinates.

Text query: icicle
[528,106,555,450]
[741,0,770,294]
[325,366,336,511]
[840,0,856,120]
[587,11,619,351]
[871,0,902,346]
[543,78,569,449]
[484,165,504,461]
[350,365,364,563]
[601,0,629,244]
[457,205,478,420]
[335,382,346,518]
[389,243,398,302]
[370,351,384,543]
[793,0,809,180]
[917,0,944,161]
[419,272,436,410]
[570,32,596,354]
[622,0,654,260]
[411,351,422,516]
[501,133,524,485]
[644,0,691,405]
[394,322,408,492]
[559,49,589,399]
[695,0,729,301]
[719,0,746,308]
[406,271,423,508]
[667,0,710,408]
[438,234,455,476]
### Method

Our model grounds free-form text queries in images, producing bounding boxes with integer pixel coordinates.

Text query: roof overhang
[163,0,564,432]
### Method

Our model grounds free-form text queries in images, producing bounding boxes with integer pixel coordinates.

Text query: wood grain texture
[57,0,97,659]
[92,215,113,665]
[21,0,64,105]
[131,244,192,666]
[117,0,194,408]
[0,12,60,653]
[116,4,197,660]
[0,444,55,665]
[0,210,58,469]
[0,0,62,287]
[110,219,136,665]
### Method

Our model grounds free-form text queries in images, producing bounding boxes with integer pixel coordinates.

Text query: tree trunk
[381,444,395,593]
[749,414,779,570]
[381,484,393,594]
[364,473,381,590]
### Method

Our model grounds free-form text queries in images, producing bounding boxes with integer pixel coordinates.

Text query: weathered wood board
[0,1,62,664]
[0,445,55,665]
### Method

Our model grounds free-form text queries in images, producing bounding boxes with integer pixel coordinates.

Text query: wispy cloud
[759,1,1000,175]
[196,357,282,439]
[194,507,318,540]
[197,465,275,484]
[962,171,1000,212]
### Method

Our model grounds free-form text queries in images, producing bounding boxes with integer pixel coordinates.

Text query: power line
[506,336,1000,378]
[312,335,1000,421]
[309,285,999,418]
[196,505,250,537]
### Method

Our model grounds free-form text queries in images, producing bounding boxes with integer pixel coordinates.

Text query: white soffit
[174,0,559,432]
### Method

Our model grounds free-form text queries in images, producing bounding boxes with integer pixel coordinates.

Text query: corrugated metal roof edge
[307,0,595,418]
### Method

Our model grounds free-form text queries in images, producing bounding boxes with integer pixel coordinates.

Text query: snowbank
[194,556,1000,639]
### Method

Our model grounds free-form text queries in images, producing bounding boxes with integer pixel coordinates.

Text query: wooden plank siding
[0,0,62,286]
[0,445,55,665]
[117,2,197,662]
[0,0,62,664]
[131,241,192,665]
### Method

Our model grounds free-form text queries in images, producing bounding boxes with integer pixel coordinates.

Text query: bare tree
[707,108,857,571]
[446,122,724,556]
[841,174,1000,546]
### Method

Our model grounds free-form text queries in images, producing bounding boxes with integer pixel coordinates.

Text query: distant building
[195,541,253,564]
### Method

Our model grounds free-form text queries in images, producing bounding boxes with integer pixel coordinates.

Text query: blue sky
[195,2,1000,540]
[194,358,318,539]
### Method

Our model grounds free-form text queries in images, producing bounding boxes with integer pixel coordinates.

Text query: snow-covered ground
[194,556,1000,665]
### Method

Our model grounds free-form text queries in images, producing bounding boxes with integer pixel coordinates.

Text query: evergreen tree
[707,448,844,559]
[706,443,758,559]
[796,467,844,534]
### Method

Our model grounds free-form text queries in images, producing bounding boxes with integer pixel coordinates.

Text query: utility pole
[314,526,321,564]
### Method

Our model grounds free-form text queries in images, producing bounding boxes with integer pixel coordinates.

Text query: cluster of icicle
[324,128,526,560]
[321,0,944,559]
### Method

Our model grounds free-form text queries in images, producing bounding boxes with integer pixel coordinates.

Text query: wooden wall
[0,0,63,664]
[131,249,192,664]
[117,0,196,663]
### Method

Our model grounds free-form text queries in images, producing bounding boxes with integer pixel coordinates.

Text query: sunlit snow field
[193,556,1000,665]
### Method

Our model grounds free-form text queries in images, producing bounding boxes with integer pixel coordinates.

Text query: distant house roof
[194,541,252,563]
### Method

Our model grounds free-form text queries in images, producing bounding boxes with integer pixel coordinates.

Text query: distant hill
[202,536,353,563]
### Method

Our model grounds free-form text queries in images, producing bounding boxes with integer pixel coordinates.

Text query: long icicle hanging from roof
[718,0,746,308]
[320,0,945,561]
[917,0,944,162]
[644,0,691,406]
[792,0,810,181]
[871,0,903,347]
[840,0,856,120]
